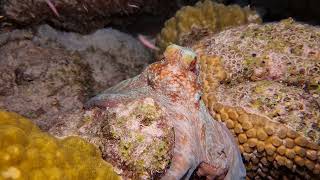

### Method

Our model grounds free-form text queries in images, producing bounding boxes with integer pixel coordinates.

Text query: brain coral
[191,19,320,179]
[0,110,119,180]
[156,0,261,52]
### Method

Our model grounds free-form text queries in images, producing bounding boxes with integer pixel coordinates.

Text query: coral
[51,44,245,179]
[191,19,320,178]
[34,25,152,93]
[0,110,120,180]
[156,0,261,52]
[1,0,179,33]
[0,25,151,131]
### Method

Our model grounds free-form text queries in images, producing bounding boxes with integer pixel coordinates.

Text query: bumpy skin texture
[156,0,261,52]
[1,0,178,33]
[67,99,175,179]
[191,19,320,179]
[55,45,245,179]
[0,110,120,180]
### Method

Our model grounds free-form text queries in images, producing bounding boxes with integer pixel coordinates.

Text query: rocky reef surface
[0,0,180,33]
[0,25,151,131]
[34,25,152,93]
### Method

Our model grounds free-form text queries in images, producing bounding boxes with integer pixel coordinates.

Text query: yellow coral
[156,0,261,52]
[0,110,120,180]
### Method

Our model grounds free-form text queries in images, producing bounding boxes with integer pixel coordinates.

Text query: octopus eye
[147,74,155,87]
[194,92,202,102]
[188,58,198,74]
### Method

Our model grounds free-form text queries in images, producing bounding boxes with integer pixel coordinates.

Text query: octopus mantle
[82,45,245,179]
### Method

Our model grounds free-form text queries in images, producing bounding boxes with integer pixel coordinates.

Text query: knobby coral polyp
[191,20,320,178]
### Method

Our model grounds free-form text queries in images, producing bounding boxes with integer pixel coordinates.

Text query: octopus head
[147,44,202,104]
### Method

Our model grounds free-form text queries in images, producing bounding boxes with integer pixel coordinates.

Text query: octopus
[82,44,245,179]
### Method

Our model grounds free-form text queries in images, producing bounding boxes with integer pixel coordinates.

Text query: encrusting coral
[0,110,120,180]
[156,0,261,52]
[189,19,320,179]
[52,44,245,179]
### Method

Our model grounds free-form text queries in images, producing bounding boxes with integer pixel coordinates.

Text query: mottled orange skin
[85,45,245,179]
[147,48,200,104]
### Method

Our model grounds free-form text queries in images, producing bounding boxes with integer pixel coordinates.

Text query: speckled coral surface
[197,19,320,142]
[192,19,320,178]
[215,81,320,143]
[200,19,320,87]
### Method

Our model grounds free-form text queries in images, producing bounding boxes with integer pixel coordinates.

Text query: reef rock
[0,0,179,33]
[0,34,91,131]
[188,19,320,178]
[33,25,152,93]
[0,25,151,131]
[50,45,245,179]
